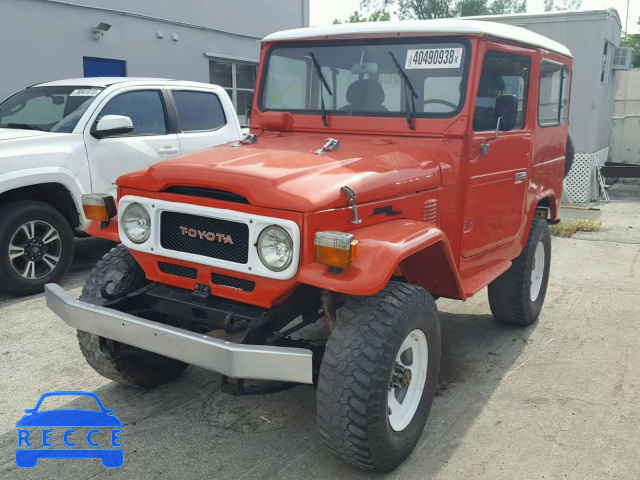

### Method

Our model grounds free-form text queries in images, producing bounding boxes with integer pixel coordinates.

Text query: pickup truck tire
[488,216,551,326]
[0,200,74,296]
[316,282,441,472]
[77,244,187,388]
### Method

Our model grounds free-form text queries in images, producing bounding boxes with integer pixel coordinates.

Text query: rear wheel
[316,283,441,472]
[77,244,187,387]
[0,201,74,296]
[488,216,551,326]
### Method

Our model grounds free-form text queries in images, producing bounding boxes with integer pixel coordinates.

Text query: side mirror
[92,115,133,139]
[481,94,518,157]
[495,94,518,132]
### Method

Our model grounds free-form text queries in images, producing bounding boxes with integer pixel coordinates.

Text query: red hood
[118,134,442,212]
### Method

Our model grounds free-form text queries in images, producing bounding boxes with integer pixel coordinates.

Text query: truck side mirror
[495,94,518,132]
[92,115,134,139]
[481,94,519,157]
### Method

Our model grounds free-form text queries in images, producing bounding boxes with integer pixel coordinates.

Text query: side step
[461,260,512,298]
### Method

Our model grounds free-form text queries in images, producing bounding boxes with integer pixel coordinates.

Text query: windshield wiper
[388,51,418,130]
[308,51,332,127]
[5,123,44,131]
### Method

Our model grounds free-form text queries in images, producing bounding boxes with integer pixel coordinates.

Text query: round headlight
[257,226,293,272]
[121,203,151,244]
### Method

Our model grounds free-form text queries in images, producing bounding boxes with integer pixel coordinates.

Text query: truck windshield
[0,86,103,133]
[260,39,468,120]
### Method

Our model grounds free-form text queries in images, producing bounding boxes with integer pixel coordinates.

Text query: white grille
[422,199,438,224]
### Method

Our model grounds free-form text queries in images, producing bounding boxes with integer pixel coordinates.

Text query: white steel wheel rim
[530,241,545,302]
[388,329,429,432]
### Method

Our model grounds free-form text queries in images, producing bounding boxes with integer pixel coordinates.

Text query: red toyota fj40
[47,19,573,471]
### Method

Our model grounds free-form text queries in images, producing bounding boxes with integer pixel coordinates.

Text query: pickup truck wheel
[316,283,441,472]
[77,244,187,388]
[0,201,74,296]
[488,216,551,326]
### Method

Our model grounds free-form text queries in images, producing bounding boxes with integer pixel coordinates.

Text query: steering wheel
[424,99,458,110]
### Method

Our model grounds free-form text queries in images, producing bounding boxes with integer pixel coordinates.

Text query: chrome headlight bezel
[121,202,151,244]
[256,225,294,272]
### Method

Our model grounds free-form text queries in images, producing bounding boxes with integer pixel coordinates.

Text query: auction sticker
[69,89,101,97]
[405,48,463,69]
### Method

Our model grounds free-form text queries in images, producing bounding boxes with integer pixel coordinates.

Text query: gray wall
[0,0,309,100]
[481,10,622,155]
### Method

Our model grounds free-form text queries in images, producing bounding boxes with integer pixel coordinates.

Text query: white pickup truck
[0,77,243,295]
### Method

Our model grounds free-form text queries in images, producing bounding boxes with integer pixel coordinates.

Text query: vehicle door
[84,87,180,198]
[167,88,241,155]
[462,48,533,258]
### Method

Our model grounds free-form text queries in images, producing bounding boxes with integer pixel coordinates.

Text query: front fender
[87,218,120,242]
[298,220,465,299]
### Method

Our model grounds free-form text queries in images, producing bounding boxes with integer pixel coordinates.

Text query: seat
[340,79,388,112]
[473,73,505,131]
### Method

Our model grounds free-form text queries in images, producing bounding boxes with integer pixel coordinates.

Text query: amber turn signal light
[82,194,117,222]
[314,231,359,269]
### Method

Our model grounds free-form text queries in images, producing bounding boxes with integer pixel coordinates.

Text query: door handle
[158,147,178,155]
[515,171,527,183]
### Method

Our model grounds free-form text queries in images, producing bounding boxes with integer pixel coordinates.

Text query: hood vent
[378,152,422,171]
[422,199,437,224]
[164,186,249,204]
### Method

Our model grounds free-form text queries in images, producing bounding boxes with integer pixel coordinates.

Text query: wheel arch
[298,220,466,300]
[0,182,82,230]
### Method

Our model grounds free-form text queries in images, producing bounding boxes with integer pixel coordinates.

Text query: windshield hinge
[232,133,257,147]
[315,138,340,155]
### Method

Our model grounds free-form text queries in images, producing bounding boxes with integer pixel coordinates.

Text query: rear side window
[98,90,167,135]
[473,50,530,132]
[538,62,570,127]
[172,91,226,132]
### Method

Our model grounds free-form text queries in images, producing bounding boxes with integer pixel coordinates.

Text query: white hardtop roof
[33,77,220,89]
[262,19,572,57]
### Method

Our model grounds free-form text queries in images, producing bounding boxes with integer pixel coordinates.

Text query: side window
[473,51,530,132]
[172,91,226,132]
[98,90,167,136]
[538,62,569,127]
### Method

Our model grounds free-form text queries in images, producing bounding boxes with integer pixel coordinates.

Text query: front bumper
[45,284,313,384]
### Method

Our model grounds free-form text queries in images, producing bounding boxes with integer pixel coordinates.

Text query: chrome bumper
[45,284,313,384]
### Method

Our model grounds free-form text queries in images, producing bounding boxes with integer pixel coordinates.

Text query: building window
[209,59,257,125]
[601,41,613,84]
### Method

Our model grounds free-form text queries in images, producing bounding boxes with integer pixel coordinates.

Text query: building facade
[0,0,309,123]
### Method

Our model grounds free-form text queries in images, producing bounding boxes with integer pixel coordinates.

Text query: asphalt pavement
[1,183,639,479]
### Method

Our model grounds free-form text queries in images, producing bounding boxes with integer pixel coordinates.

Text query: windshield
[0,86,103,133]
[260,38,469,119]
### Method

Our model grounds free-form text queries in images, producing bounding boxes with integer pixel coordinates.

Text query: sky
[310,0,640,34]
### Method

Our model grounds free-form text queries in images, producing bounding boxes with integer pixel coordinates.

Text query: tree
[544,0,582,12]
[360,0,526,20]
[620,33,640,67]
[334,9,391,24]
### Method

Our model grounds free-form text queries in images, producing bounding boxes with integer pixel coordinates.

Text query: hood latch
[341,185,362,225]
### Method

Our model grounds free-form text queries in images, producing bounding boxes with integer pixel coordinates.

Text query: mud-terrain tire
[564,134,575,178]
[488,216,551,326]
[0,201,74,296]
[316,283,441,472]
[77,244,187,387]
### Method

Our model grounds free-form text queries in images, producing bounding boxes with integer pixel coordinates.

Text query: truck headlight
[121,203,151,244]
[257,226,293,272]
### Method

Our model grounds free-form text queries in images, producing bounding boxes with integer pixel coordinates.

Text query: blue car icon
[15,391,123,468]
